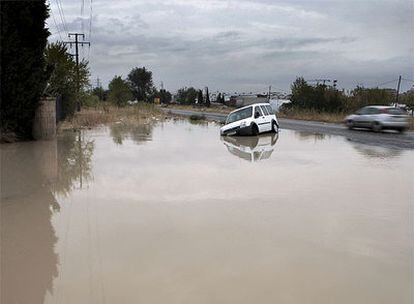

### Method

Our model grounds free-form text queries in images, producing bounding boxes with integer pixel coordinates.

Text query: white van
[220,103,279,136]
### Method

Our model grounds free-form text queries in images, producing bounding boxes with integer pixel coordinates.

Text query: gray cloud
[47,0,414,93]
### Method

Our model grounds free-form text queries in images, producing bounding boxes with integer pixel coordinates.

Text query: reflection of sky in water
[1,119,413,304]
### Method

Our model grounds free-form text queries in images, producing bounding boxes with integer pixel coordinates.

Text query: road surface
[163,108,414,150]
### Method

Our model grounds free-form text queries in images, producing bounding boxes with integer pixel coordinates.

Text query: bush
[108,76,132,107]
[290,77,397,113]
[45,42,90,119]
[1,2,49,139]
[83,94,100,107]
[176,87,198,104]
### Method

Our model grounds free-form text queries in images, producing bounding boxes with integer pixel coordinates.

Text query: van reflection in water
[221,133,279,162]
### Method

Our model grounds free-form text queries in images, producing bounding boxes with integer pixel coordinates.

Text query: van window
[226,107,253,124]
[260,105,269,115]
[255,106,263,117]
[265,105,274,114]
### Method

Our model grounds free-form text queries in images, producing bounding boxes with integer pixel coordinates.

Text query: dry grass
[60,103,165,130]
[277,108,346,124]
[163,103,232,114]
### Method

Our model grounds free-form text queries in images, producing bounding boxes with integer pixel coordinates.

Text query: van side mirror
[254,112,260,118]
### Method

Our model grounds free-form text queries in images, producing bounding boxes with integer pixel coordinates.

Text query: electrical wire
[376,79,398,87]
[55,0,68,36]
[81,0,85,35]
[88,0,93,41]
[48,0,63,40]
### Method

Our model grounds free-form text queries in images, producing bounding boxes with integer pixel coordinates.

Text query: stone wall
[32,97,56,140]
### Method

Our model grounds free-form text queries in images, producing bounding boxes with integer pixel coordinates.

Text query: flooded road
[1,119,413,303]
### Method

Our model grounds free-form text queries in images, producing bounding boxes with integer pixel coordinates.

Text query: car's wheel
[251,124,259,136]
[346,120,354,129]
[398,127,407,133]
[271,121,279,133]
[372,121,382,132]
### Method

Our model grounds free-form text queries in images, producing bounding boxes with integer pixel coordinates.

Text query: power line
[55,0,68,35]
[48,0,63,40]
[86,0,93,62]
[81,0,85,34]
[376,79,398,87]
[88,0,93,41]
[64,33,91,110]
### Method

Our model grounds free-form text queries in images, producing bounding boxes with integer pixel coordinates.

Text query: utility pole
[268,85,271,101]
[395,75,402,106]
[64,33,90,110]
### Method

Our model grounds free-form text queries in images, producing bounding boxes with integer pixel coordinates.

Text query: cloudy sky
[47,0,414,93]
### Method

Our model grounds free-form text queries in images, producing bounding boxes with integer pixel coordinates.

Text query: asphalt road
[163,108,414,150]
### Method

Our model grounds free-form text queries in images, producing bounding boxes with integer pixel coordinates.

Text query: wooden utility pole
[268,85,271,101]
[64,33,90,110]
[395,75,402,106]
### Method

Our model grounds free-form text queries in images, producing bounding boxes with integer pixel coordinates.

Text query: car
[220,103,279,136]
[221,133,279,162]
[345,105,409,133]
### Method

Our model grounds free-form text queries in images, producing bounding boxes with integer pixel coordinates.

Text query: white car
[220,103,279,136]
[345,105,409,133]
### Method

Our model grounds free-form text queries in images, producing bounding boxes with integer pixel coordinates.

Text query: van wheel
[272,121,278,133]
[251,124,259,136]
[372,122,382,132]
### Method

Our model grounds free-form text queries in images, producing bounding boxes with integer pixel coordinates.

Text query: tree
[176,87,198,104]
[205,87,210,107]
[158,89,172,104]
[1,1,50,140]
[108,76,132,107]
[400,89,414,114]
[290,77,346,113]
[197,89,203,105]
[92,86,105,101]
[216,93,223,104]
[127,67,154,102]
[44,42,89,118]
[290,77,314,110]
[347,86,395,112]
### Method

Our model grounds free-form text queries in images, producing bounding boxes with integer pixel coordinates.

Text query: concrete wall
[33,97,56,140]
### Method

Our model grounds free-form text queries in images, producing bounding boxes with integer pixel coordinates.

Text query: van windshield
[226,107,253,124]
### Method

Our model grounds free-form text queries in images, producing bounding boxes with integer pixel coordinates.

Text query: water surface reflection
[221,133,278,162]
[1,131,94,304]
[1,120,413,304]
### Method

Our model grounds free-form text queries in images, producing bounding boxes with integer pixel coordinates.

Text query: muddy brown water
[1,119,413,304]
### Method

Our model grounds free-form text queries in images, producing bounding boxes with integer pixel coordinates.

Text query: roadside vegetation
[1,2,49,141]
[280,77,414,127]
[2,1,413,141]
[60,103,164,130]
[288,77,414,114]
[166,77,414,129]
